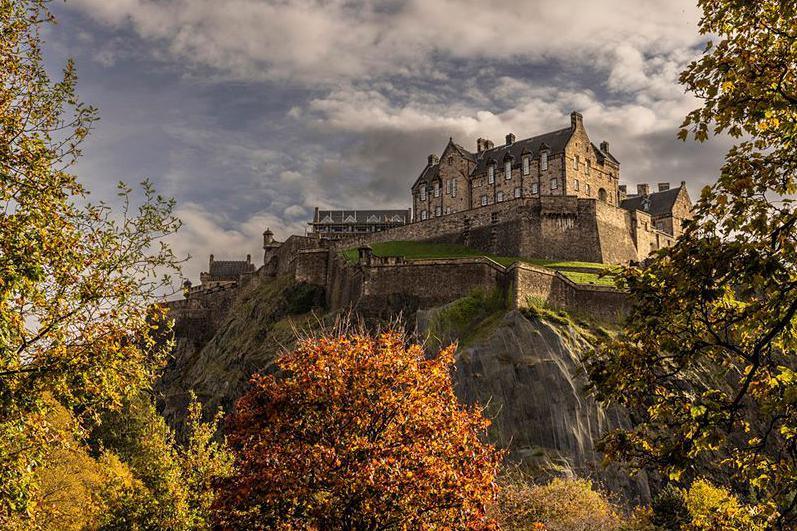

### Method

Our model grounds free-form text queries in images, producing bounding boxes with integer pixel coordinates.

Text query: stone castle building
[309,208,411,240]
[412,112,622,221]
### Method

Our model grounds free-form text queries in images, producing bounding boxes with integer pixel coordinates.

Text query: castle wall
[265,235,327,277]
[354,258,509,317]
[294,249,328,286]
[330,197,639,264]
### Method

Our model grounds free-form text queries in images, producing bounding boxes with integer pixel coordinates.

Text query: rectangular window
[435,206,442,217]
[445,207,451,214]
[488,165,495,184]
[481,195,488,206]
[420,187,427,201]
[452,179,457,197]
[522,157,530,175]
[586,183,591,196]
[434,181,440,197]
[541,152,548,171]
[514,186,521,198]
[586,160,591,175]
[532,182,539,194]
[421,210,428,221]
[574,155,579,170]
[550,178,558,190]
[446,179,452,195]
[574,179,580,191]
[505,161,512,180]
[497,191,504,202]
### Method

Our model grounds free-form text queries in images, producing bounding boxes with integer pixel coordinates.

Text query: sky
[44,0,729,283]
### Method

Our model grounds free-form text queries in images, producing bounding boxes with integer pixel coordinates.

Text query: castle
[171,111,693,322]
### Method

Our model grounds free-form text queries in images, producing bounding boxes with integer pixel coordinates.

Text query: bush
[492,474,625,531]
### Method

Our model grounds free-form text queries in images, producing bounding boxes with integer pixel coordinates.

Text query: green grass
[343,240,618,286]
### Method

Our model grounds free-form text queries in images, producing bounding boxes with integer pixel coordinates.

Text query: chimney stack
[427,154,439,165]
[246,254,251,263]
[681,180,687,188]
[484,139,494,150]
[658,182,670,192]
[619,184,627,194]
[571,111,583,129]
[600,140,610,153]
[505,133,516,145]
[637,183,650,196]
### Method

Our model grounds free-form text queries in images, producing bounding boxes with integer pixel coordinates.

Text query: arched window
[598,188,608,202]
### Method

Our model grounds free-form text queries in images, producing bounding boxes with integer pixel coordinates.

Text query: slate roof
[412,163,440,189]
[621,186,683,217]
[471,127,574,175]
[313,209,410,224]
[209,260,255,280]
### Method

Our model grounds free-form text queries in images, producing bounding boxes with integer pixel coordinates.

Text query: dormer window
[522,156,530,175]
[487,164,495,184]
[541,152,549,171]
[367,215,380,223]
[505,160,512,180]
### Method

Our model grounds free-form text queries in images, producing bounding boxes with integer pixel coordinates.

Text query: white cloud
[66,0,702,85]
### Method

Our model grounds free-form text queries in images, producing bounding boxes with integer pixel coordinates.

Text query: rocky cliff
[158,275,649,503]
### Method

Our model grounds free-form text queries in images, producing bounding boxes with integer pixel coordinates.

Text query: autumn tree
[0,0,184,524]
[213,330,502,530]
[587,0,797,525]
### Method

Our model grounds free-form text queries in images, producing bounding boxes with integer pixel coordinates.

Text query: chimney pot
[505,133,516,145]
[600,140,610,153]
[571,111,583,129]
[637,184,650,196]
[658,182,670,192]
[246,254,251,263]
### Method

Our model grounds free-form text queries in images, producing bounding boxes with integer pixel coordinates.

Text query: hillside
[158,274,650,503]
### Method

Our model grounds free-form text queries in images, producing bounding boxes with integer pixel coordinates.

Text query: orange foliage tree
[213,330,503,529]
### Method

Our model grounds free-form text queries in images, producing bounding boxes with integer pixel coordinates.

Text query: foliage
[0,0,182,522]
[213,330,503,529]
[490,474,627,531]
[426,288,507,347]
[7,399,135,531]
[651,480,767,531]
[91,393,233,530]
[586,0,797,524]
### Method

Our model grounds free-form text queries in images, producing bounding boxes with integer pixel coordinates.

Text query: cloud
[65,0,703,85]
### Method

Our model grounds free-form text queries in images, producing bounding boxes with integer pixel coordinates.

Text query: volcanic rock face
[159,276,649,502]
[435,310,650,502]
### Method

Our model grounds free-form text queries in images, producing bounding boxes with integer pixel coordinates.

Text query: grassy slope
[342,240,617,286]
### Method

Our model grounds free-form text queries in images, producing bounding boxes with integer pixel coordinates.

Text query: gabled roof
[411,162,440,189]
[593,143,619,165]
[447,139,477,162]
[621,186,684,217]
[209,260,255,280]
[312,209,410,224]
[471,127,573,175]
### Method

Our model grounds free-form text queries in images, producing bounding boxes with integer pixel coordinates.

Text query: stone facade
[411,112,621,221]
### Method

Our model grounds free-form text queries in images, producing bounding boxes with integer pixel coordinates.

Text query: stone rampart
[327,197,640,264]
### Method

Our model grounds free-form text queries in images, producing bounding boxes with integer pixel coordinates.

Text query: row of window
[486,153,548,184]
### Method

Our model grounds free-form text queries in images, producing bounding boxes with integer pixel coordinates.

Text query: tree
[213,330,502,530]
[587,0,797,525]
[0,0,182,522]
